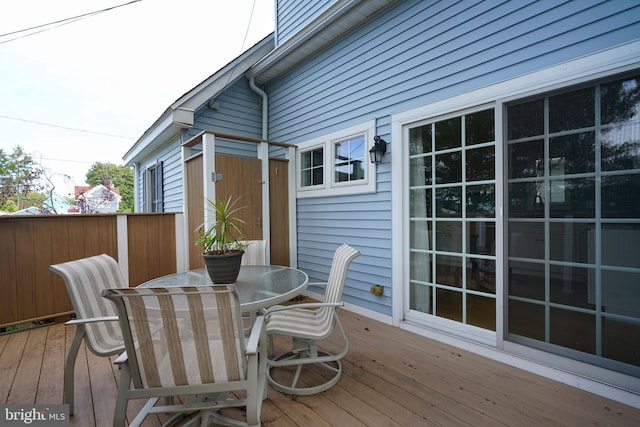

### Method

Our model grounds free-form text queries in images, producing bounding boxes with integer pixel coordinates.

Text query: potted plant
[196,196,248,283]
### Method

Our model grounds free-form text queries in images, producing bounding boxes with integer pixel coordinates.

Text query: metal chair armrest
[65,316,119,325]
[307,282,327,288]
[264,302,343,317]
[114,351,128,365]
[246,315,265,355]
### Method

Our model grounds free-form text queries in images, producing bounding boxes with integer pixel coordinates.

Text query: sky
[0,0,274,197]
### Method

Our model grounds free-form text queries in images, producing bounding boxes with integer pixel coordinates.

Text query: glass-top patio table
[139,265,309,313]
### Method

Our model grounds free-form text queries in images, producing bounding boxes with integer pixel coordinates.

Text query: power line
[39,156,94,165]
[0,0,142,45]
[0,114,134,139]
[239,0,258,55]
[220,0,258,97]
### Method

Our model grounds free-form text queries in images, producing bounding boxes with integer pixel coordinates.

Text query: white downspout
[248,75,271,263]
[248,76,268,139]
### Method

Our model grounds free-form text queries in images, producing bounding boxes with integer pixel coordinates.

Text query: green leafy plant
[196,196,248,255]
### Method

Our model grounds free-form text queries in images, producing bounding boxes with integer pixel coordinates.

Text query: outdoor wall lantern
[369,136,387,164]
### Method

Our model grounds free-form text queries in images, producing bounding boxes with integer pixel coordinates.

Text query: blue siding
[276,0,334,44]
[136,78,264,212]
[161,143,183,212]
[192,78,263,139]
[265,0,640,316]
[135,135,183,213]
[189,77,263,158]
[269,0,640,143]
[296,196,392,312]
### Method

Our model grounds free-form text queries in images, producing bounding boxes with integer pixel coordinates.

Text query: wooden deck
[1,303,639,427]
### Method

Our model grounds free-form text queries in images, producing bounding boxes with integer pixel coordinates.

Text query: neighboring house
[74,184,121,213]
[123,0,640,403]
[11,206,42,215]
[43,193,72,214]
[4,194,71,215]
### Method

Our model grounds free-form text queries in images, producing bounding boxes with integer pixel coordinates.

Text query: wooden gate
[269,158,290,266]
[183,132,295,269]
[185,153,204,270]
[214,154,263,240]
[186,154,262,269]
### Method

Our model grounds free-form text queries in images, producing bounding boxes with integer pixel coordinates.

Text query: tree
[2,199,17,213]
[0,145,44,210]
[86,162,134,212]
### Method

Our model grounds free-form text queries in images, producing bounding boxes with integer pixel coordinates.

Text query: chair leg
[113,365,132,427]
[245,377,262,427]
[267,334,274,357]
[267,316,349,396]
[64,325,85,416]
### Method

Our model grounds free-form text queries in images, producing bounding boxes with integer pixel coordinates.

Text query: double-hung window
[297,121,376,197]
[143,160,163,212]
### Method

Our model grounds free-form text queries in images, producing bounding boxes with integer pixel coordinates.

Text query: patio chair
[102,285,267,427]
[263,243,360,395]
[240,240,267,327]
[241,240,267,265]
[49,254,126,416]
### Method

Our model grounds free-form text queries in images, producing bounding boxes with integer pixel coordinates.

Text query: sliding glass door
[506,75,640,372]
[408,108,497,331]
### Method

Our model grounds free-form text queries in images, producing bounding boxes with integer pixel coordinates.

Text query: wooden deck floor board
[35,324,66,405]
[69,339,96,425]
[259,398,298,427]
[334,369,458,427]
[315,374,405,427]
[86,350,118,427]
[7,327,47,404]
[1,306,639,426]
[341,312,638,426]
[0,331,27,402]
[266,388,334,427]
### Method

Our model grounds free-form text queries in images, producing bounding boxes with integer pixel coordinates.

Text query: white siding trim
[391,117,404,327]
[116,215,129,287]
[174,212,188,273]
[202,133,217,228]
[180,144,190,269]
[258,142,271,264]
[286,145,299,267]
[133,163,140,212]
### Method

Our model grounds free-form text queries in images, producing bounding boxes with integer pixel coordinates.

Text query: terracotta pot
[202,250,244,284]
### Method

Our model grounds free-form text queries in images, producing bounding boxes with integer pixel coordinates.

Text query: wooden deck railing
[0,213,186,328]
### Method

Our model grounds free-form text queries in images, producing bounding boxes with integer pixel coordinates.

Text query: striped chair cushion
[50,254,124,354]
[240,240,267,265]
[265,243,360,339]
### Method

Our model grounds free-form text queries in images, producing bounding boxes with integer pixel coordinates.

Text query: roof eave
[122,108,193,166]
[123,34,275,166]
[248,0,397,84]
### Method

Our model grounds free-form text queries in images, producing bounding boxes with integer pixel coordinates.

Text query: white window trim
[297,144,325,191]
[143,160,163,212]
[297,121,376,198]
